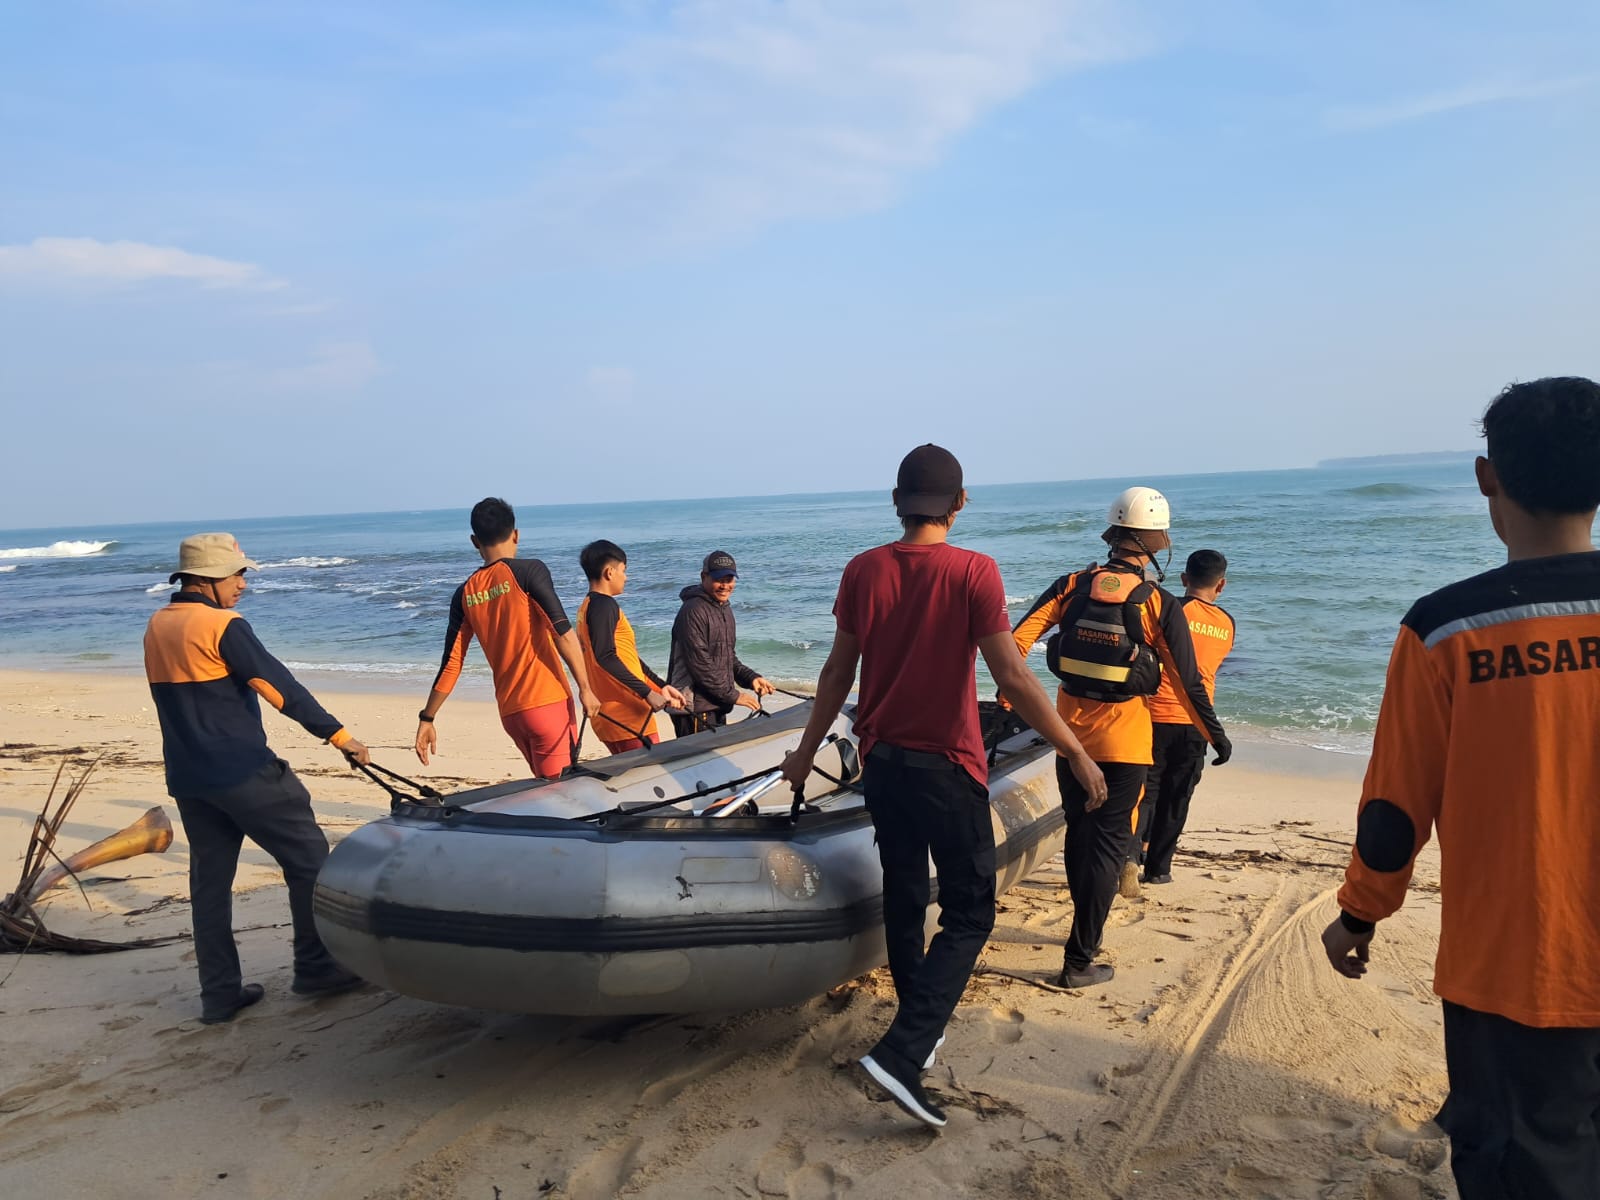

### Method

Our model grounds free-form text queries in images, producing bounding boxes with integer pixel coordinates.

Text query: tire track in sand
[1096,876,1450,1198]
[1104,878,1334,1193]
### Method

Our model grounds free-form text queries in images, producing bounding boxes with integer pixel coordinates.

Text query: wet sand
[0,669,1455,1199]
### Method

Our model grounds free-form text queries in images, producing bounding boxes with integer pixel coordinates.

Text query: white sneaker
[923,1034,946,1071]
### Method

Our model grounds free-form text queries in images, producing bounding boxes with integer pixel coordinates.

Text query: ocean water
[0,463,1536,754]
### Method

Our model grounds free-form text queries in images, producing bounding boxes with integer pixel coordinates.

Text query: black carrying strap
[592,707,656,746]
[354,760,446,808]
[788,781,808,823]
[982,704,1015,767]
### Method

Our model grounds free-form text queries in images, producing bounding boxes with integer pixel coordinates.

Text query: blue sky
[3,1,1598,525]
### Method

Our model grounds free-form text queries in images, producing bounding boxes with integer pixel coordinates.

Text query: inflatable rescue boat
[313,701,1062,1015]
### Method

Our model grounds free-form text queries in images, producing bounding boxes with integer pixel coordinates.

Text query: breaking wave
[0,539,117,560]
[260,556,355,569]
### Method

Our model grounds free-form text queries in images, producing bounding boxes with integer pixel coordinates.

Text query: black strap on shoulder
[1122,578,1156,646]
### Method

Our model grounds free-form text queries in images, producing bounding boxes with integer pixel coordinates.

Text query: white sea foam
[393,601,418,609]
[0,539,117,560]
[146,581,175,594]
[282,660,426,675]
[0,565,16,573]
[338,582,421,596]
[260,556,354,569]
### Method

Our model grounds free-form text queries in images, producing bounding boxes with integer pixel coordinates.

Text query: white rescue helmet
[1107,486,1170,531]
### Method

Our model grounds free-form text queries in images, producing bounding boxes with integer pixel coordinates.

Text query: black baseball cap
[702,550,738,579]
[895,444,963,517]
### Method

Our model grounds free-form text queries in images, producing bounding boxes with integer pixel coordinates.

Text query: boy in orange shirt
[576,540,687,753]
[1321,377,1600,1199]
[1137,549,1234,885]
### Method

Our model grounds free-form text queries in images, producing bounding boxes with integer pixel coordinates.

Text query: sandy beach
[0,668,1455,1200]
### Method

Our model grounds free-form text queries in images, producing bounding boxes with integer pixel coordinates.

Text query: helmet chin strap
[1125,530,1170,583]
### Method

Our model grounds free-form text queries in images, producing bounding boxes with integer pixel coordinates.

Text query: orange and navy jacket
[578,592,666,742]
[1148,596,1235,725]
[1012,562,1225,764]
[1337,551,1600,1028]
[144,593,351,797]
[431,557,573,718]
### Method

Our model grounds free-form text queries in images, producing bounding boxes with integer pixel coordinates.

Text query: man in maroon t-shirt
[782,444,1106,1129]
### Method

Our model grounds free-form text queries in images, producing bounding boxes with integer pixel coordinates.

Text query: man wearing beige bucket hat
[145,532,371,1024]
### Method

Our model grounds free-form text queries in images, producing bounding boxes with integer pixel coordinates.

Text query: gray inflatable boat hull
[314,704,1063,1015]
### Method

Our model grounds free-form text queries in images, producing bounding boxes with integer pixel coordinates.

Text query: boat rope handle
[353,760,446,809]
[592,707,657,745]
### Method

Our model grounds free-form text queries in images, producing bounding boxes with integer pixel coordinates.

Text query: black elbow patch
[1355,799,1416,873]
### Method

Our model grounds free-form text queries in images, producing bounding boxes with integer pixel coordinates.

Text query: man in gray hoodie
[667,550,773,736]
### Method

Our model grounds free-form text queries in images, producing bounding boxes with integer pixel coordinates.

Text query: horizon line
[0,453,1479,538]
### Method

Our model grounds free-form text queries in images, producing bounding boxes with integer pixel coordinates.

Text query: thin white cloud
[270,341,382,392]
[529,0,1141,258]
[0,236,286,291]
[1326,75,1595,132]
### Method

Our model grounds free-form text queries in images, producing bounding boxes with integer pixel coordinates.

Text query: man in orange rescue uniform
[1136,548,1234,885]
[415,498,600,777]
[145,533,370,1024]
[1321,377,1600,1199]
[1011,488,1229,987]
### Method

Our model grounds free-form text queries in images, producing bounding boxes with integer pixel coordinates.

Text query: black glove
[1211,733,1232,766]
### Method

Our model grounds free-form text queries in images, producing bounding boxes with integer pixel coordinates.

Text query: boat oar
[576,761,793,823]
[577,733,848,823]
[699,769,784,817]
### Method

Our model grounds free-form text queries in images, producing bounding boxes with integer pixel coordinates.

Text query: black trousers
[863,742,997,1077]
[670,709,726,738]
[1139,723,1208,877]
[174,758,340,1007]
[1058,760,1146,972]
[1438,1001,1600,1199]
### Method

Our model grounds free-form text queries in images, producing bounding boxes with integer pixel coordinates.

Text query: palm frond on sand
[1,757,185,956]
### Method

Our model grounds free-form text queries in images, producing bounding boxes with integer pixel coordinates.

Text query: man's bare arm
[779,631,860,789]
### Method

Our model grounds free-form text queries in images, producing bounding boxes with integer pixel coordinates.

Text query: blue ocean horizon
[0,462,1542,755]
